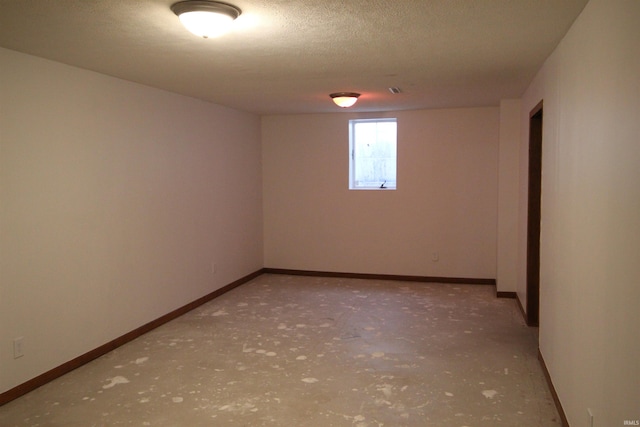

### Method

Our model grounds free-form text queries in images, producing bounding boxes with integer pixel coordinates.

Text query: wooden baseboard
[515,294,527,322]
[0,268,265,407]
[263,268,496,286]
[496,291,517,298]
[538,349,570,427]
[513,294,539,327]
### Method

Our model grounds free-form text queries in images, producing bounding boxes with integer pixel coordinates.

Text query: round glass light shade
[330,92,360,108]
[171,1,241,38]
[178,10,234,38]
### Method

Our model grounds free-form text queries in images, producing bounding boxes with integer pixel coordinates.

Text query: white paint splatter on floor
[482,389,498,399]
[377,384,393,397]
[211,309,228,316]
[102,376,130,389]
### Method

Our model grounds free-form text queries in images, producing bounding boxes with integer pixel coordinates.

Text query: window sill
[349,187,396,191]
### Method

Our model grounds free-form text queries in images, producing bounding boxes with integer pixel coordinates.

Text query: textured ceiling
[0,0,588,115]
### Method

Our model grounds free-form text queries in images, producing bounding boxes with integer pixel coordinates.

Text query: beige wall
[518,0,640,424]
[262,108,499,280]
[0,48,263,393]
[497,100,521,292]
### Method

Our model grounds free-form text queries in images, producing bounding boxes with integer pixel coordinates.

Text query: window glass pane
[349,119,397,190]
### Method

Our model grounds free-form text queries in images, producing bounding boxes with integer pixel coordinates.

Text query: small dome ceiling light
[171,1,241,38]
[330,92,360,108]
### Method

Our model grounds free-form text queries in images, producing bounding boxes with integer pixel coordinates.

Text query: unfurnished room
[0,1,638,426]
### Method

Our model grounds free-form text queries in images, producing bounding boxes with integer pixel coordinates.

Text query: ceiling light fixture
[171,1,241,38]
[330,92,360,108]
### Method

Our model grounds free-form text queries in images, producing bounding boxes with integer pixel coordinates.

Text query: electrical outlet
[13,337,24,359]
[431,252,439,262]
[211,262,216,274]
[587,408,594,427]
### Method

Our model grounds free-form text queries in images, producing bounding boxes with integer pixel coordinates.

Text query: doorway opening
[526,101,543,327]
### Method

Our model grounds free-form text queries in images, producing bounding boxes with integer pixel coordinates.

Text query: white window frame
[349,118,397,190]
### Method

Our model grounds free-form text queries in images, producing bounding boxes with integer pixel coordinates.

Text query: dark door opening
[526,101,543,327]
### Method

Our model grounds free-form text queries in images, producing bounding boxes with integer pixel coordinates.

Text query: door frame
[526,100,543,327]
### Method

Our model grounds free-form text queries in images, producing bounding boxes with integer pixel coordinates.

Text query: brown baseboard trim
[496,291,517,298]
[0,268,265,407]
[263,268,496,286]
[514,294,531,325]
[538,349,570,427]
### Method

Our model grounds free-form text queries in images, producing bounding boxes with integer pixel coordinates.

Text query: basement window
[349,118,397,190]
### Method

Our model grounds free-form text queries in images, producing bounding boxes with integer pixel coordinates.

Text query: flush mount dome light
[330,92,360,108]
[171,1,241,38]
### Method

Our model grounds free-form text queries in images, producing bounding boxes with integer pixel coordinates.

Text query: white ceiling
[0,0,588,115]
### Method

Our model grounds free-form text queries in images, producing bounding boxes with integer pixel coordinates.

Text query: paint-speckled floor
[0,274,561,426]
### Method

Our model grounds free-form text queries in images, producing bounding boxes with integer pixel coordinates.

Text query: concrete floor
[0,274,561,426]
